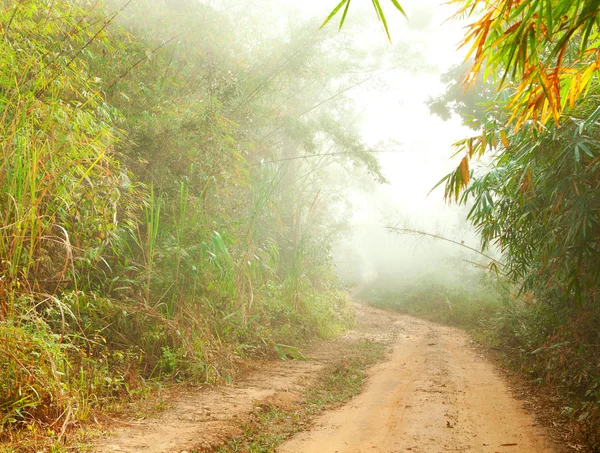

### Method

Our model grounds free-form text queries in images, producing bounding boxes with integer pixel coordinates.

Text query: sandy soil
[279,313,556,453]
[95,354,325,452]
[95,305,558,453]
[94,304,397,453]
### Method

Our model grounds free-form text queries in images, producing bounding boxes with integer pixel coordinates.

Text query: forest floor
[94,304,570,453]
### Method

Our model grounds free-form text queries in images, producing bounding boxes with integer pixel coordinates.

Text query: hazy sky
[284,0,481,283]
[285,0,473,225]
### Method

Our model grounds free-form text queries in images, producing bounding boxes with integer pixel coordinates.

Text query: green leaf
[339,0,352,31]
[578,141,593,157]
[321,0,349,29]
[371,0,392,41]
[389,0,407,17]
[583,105,600,129]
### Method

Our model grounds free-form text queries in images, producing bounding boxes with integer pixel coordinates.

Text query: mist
[260,0,487,295]
[6,0,600,449]
[109,0,491,305]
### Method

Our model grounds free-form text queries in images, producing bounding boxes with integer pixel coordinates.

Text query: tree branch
[386,226,503,266]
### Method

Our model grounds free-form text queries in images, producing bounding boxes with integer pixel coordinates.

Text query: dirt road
[95,304,396,453]
[279,311,555,453]
[96,305,557,453]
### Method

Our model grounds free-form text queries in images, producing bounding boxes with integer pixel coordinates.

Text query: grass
[363,271,508,334]
[0,1,379,450]
[216,340,385,453]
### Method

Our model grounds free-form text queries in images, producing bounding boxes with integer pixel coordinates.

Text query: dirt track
[279,311,555,453]
[95,304,395,453]
[96,304,557,453]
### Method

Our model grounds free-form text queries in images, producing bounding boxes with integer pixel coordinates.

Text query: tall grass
[0,1,360,449]
[0,3,137,437]
[0,1,122,312]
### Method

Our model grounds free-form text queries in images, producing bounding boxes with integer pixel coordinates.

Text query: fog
[5,2,598,444]
[222,0,487,294]
[267,0,484,292]
[112,0,489,295]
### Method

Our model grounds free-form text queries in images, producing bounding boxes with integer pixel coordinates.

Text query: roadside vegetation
[0,0,388,449]
[340,1,600,449]
[4,0,600,451]
[364,48,600,453]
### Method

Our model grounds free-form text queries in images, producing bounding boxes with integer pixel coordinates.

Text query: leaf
[500,129,510,148]
[450,0,600,129]
[323,0,406,39]
[389,0,408,18]
[321,0,349,29]
[371,0,392,41]
[428,171,452,196]
[583,105,600,128]
[339,0,352,30]
[460,155,470,186]
[578,141,593,157]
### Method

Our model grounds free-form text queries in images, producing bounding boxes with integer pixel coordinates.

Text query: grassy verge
[0,294,354,453]
[0,1,374,448]
[215,340,385,453]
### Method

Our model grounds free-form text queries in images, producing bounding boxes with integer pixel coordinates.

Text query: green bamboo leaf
[371,0,392,41]
[389,0,407,18]
[583,105,600,128]
[578,141,593,157]
[321,0,349,29]
[577,0,600,50]
[544,0,553,39]
[428,172,452,197]
[339,0,351,31]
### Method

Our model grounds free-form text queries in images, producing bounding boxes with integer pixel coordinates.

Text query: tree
[453,0,600,129]
[427,62,496,128]
[440,0,600,197]
[327,0,600,198]
[327,0,600,128]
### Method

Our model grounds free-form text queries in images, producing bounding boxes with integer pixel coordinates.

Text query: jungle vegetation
[2,0,600,450]
[0,0,390,448]
[334,0,600,447]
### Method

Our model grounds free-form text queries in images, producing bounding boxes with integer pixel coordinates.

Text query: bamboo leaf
[371,0,392,42]
[339,0,351,31]
[389,0,408,18]
[500,129,510,149]
[321,0,349,29]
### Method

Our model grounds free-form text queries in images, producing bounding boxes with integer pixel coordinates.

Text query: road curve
[278,311,555,453]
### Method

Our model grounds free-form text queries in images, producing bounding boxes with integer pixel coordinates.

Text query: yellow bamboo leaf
[460,155,470,187]
[500,129,509,148]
